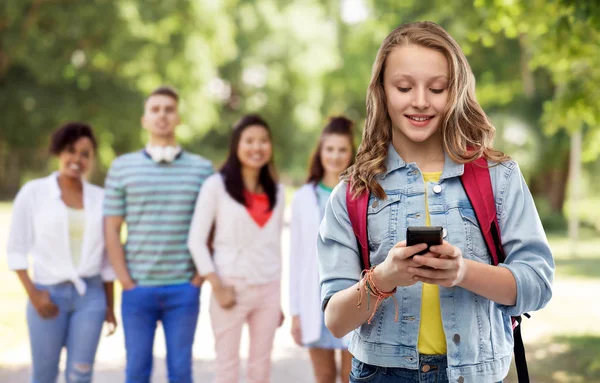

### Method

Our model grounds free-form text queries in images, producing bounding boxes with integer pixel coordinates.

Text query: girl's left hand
[105,308,118,336]
[408,241,467,288]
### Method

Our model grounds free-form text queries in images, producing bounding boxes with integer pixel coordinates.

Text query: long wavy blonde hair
[343,21,509,199]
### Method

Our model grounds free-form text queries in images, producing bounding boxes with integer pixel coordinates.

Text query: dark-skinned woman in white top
[7,122,117,383]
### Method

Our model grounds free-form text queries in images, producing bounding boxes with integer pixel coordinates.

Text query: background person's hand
[291,315,302,345]
[30,289,59,319]
[190,274,205,287]
[215,285,236,309]
[121,279,137,291]
[105,308,118,336]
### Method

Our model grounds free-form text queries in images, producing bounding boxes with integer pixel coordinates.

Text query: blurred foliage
[1,0,599,226]
[475,0,600,161]
[504,335,600,382]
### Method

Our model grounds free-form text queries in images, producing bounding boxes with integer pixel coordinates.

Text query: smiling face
[320,133,354,177]
[57,137,95,179]
[237,124,273,171]
[383,44,449,146]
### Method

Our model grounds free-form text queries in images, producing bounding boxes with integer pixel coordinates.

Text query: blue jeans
[121,282,200,383]
[350,355,503,383]
[27,275,107,383]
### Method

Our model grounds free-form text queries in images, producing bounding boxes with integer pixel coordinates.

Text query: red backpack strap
[345,181,370,270]
[461,158,530,381]
[460,157,505,266]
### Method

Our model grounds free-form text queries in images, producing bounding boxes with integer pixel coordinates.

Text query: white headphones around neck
[146,145,182,163]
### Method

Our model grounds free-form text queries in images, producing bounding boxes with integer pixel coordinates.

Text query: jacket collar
[382,142,464,180]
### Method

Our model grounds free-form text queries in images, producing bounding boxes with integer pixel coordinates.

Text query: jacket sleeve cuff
[321,278,357,312]
[494,263,550,316]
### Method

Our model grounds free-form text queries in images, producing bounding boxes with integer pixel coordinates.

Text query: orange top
[244,190,272,227]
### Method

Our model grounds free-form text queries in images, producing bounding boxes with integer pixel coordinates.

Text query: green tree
[474,0,600,217]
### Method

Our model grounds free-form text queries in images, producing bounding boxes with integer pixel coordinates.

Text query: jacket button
[453,333,461,343]
[421,364,431,372]
[372,200,379,208]
[433,184,442,194]
[458,376,464,383]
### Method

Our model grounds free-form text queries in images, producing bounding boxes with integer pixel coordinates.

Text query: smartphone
[406,226,443,255]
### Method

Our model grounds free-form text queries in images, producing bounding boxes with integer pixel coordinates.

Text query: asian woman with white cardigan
[289,117,356,383]
[188,114,285,383]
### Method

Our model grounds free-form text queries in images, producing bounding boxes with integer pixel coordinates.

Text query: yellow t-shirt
[417,171,447,355]
[67,207,85,268]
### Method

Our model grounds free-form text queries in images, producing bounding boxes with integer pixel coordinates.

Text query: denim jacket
[317,144,554,383]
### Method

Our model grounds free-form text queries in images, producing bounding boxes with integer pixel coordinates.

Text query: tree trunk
[530,163,569,213]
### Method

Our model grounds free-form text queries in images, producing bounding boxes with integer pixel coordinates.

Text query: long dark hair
[306,116,356,184]
[220,114,278,210]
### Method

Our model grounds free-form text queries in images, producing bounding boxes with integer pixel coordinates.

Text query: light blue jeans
[26,275,107,383]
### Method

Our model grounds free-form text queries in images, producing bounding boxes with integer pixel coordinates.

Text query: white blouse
[6,173,115,295]
[288,184,325,344]
[188,173,285,285]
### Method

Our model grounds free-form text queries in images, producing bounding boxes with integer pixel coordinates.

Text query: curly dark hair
[49,122,98,155]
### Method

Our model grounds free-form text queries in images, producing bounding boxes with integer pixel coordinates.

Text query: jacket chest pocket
[367,193,403,255]
[458,206,491,261]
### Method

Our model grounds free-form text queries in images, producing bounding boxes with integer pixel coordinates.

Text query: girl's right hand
[291,315,303,346]
[30,289,59,319]
[373,241,429,292]
[215,285,236,309]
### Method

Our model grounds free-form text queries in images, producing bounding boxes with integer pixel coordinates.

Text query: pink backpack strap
[345,181,370,270]
[460,157,505,266]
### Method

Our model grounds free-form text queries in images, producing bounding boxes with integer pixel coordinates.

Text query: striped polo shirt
[103,150,213,286]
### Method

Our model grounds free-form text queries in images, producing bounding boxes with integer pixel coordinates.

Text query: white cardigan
[288,183,324,345]
[188,173,285,284]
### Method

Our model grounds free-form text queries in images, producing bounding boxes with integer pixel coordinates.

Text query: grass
[548,235,600,279]
[506,335,600,383]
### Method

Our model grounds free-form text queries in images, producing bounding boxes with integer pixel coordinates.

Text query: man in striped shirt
[104,86,213,383]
